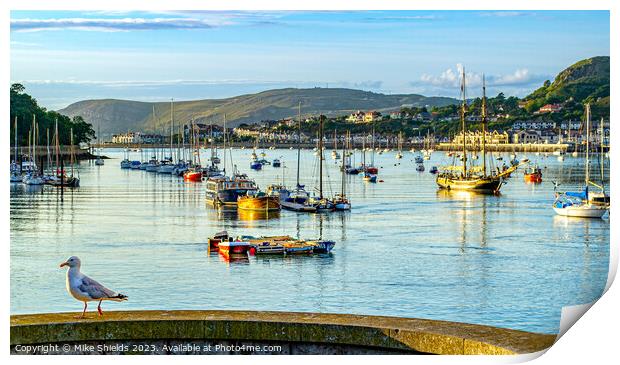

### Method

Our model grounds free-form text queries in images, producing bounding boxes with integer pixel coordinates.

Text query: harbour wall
[95,142,575,153]
[11,146,100,161]
[10,310,556,355]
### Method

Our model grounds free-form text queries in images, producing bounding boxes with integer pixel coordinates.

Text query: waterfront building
[452,130,510,145]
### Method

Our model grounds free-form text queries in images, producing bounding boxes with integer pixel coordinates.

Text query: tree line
[10,84,95,146]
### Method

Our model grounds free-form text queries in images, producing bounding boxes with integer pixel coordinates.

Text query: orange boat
[524,167,542,183]
[183,170,202,182]
[237,191,281,211]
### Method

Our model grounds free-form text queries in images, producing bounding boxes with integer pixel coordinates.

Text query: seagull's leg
[76,302,87,319]
[98,300,103,316]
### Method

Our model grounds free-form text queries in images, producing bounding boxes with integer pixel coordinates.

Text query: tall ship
[436,70,520,194]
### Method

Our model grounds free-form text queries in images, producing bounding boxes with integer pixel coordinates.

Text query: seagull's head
[60,256,81,269]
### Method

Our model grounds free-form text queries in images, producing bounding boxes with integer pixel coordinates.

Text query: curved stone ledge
[10,310,557,355]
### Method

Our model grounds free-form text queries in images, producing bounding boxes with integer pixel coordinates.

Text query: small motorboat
[272,159,281,167]
[416,164,425,172]
[183,170,203,182]
[363,173,377,183]
[333,193,351,211]
[250,161,262,170]
[130,161,142,169]
[524,166,543,183]
[218,240,252,255]
[429,166,438,174]
[120,159,131,169]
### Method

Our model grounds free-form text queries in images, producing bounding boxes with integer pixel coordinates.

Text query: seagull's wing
[78,275,127,301]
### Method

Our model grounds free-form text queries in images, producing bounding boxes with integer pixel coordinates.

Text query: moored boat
[524,166,542,183]
[237,190,281,211]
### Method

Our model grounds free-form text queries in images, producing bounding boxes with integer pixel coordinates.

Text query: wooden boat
[237,191,281,211]
[436,71,523,195]
[205,173,258,207]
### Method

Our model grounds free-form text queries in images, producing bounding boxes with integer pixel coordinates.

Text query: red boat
[524,167,542,183]
[364,166,378,174]
[217,241,251,255]
[207,231,230,251]
[183,170,202,182]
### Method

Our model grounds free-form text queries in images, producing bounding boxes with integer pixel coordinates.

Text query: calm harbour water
[10,148,610,334]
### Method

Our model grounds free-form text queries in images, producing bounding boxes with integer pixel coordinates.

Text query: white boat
[157,162,175,174]
[95,157,104,166]
[553,104,609,218]
[553,200,608,218]
[571,151,579,157]
[10,171,22,183]
[23,172,44,185]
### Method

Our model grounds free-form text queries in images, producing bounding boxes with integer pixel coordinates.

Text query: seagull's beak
[59,262,68,268]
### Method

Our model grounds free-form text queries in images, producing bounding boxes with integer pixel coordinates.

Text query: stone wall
[10,310,557,355]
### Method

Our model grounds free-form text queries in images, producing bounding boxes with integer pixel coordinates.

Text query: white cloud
[10,18,223,32]
[418,65,545,89]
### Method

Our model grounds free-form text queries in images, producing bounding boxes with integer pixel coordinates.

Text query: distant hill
[58,88,457,134]
[521,56,609,114]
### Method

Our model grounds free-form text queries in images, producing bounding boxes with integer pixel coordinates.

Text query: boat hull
[553,205,608,218]
[237,196,281,211]
[436,175,502,193]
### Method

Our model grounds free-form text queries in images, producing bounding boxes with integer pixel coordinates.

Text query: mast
[460,67,467,177]
[70,128,75,176]
[371,122,375,165]
[296,101,301,188]
[46,128,51,173]
[170,98,174,161]
[319,115,324,199]
[223,114,227,175]
[341,131,346,196]
[585,103,590,185]
[55,119,60,175]
[33,114,37,170]
[14,116,18,164]
[600,117,605,192]
[481,74,487,176]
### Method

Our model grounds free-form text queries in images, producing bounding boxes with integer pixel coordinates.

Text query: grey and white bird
[59,256,128,318]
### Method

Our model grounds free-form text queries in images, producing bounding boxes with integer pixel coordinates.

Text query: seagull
[59,256,128,318]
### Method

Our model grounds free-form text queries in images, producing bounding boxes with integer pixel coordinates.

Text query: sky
[10,10,610,110]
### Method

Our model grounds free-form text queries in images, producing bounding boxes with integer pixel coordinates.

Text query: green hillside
[521,56,609,116]
[58,88,457,134]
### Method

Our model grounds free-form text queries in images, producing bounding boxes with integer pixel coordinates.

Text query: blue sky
[10,10,610,110]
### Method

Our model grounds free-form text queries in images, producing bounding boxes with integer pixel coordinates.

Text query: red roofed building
[538,104,563,113]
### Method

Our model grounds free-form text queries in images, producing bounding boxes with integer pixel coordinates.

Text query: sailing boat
[308,115,335,211]
[274,101,318,212]
[436,71,520,194]
[10,116,22,182]
[395,132,403,159]
[333,131,351,210]
[158,99,176,174]
[331,129,341,160]
[362,137,377,183]
[553,104,609,218]
[95,122,104,166]
[344,130,361,174]
[23,115,44,185]
[120,129,131,169]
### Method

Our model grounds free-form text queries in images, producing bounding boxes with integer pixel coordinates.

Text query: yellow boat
[237,191,281,211]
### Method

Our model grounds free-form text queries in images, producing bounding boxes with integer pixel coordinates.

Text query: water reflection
[9,149,609,334]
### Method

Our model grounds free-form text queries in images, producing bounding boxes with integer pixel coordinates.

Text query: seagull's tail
[110,293,128,302]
